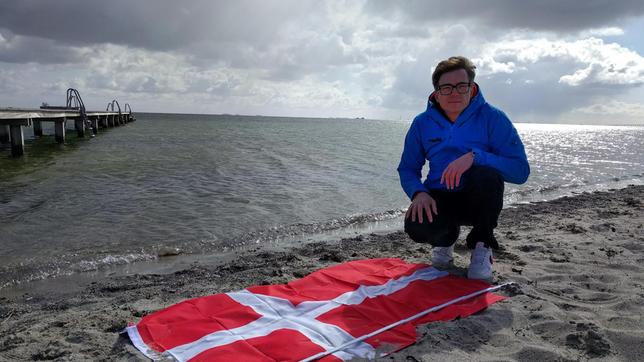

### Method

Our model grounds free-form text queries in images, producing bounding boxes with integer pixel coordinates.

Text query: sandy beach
[1,185,642,361]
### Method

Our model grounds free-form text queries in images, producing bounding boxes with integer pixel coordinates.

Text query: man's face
[435,69,473,120]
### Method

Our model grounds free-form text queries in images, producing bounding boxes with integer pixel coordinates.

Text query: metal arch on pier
[66,88,86,118]
[106,99,121,113]
[0,89,136,157]
[106,99,127,126]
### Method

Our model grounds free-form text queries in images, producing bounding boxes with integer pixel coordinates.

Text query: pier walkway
[0,89,135,156]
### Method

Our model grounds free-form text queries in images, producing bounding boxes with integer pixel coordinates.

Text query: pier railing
[0,89,135,157]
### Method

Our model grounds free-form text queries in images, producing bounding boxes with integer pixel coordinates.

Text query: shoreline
[1,185,643,361]
[2,176,642,295]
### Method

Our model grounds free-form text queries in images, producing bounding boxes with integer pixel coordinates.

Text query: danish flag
[126,258,505,361]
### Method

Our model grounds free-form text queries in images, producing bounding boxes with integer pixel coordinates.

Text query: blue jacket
[397,85,530,200]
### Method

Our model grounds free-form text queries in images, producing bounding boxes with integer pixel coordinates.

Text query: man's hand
[405,192,438,224]
[441,151,474,190]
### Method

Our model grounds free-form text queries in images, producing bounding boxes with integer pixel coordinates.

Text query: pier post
[9,124,25,157]
[55,118,66,144]
[0,125,9,143]
[91,117,98,135]
[99,115,107,128]
[33,120,43,137]
[75,118,85,137]
[108,115,115,127]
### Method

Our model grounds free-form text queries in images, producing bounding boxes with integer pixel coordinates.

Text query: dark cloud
[6,0,639,53]
[0,0,315,51]
[0,30,87,64]
[364,0,644,32]
[0,0,366,81]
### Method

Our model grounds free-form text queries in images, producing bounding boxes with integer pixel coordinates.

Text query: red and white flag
[127,258,505,361]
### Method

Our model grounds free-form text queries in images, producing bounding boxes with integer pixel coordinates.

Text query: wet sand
[1,185,643,361]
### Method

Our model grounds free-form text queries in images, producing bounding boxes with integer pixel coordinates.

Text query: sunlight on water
[510,123,644,203]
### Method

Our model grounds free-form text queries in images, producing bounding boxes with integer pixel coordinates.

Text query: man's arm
[471,110,530,184]
[398,117,439,223]
[397,117,430,199]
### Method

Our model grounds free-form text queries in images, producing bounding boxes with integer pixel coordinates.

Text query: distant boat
[40,101,79,110]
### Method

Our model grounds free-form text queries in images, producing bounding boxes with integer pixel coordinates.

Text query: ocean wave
[219,208,407,248]
[0,251,158,291]
[504,175,643,205]
[77,253,158,272]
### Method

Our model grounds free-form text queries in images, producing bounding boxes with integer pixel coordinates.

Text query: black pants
[404,166,504,250]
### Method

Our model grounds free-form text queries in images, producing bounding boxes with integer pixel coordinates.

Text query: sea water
[1,114,643,290]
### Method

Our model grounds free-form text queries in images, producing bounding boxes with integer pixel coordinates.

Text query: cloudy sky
[1,0,644,125]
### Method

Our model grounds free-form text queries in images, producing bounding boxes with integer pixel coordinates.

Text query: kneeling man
[397,56,530,281]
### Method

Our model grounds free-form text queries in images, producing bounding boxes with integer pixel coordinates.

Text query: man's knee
[466,166,504,192]
[404,218,458,246]
[405,219,430,243]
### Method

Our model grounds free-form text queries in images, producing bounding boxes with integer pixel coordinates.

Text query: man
[397,56,529,281]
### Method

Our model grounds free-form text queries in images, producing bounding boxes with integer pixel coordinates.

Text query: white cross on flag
[126,258,505,361]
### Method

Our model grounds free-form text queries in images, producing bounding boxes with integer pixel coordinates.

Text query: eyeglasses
[436,82,471,96]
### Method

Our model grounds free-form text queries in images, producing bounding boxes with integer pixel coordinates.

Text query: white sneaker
[432,244,454,269]
[468,242,493,281]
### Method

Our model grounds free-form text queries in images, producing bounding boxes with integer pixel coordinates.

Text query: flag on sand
[126,258,506,361]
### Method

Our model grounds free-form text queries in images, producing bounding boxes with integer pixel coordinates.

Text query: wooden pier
[0,89,135,157]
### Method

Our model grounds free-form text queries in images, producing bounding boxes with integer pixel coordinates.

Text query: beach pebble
[549,254,570,263]
[518,245,542,253]
[157,247,182,257]
[590,222,616,232]
[561,223,587,234]
[65,333,84,344]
